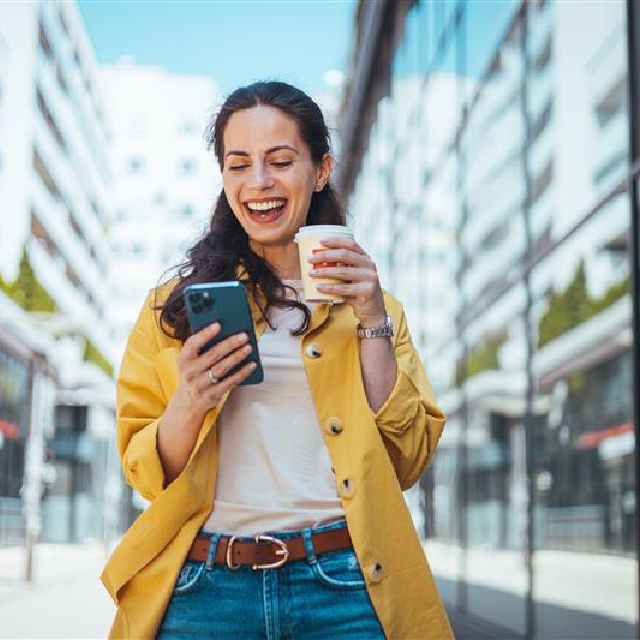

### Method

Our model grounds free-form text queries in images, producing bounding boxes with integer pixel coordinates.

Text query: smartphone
[183,281,264,385]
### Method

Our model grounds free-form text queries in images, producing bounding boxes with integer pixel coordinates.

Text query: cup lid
[294,225,353,243]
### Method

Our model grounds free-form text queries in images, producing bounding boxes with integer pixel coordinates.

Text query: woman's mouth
[244,200,288,224]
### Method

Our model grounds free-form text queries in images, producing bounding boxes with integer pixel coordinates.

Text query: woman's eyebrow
[225,145,300,159]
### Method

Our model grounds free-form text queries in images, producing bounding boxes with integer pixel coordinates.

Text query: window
[37,89,66,154]
[179,119,198,135]
[178,158,197,175]
[38,22,52,60]
[127,157,146,174]
[56,65,68,95]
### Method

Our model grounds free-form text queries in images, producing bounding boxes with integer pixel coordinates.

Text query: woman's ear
[315,153,333,191]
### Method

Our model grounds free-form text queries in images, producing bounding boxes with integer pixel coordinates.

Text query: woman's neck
[249,240,301,280]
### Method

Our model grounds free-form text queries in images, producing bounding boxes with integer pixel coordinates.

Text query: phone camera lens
[192,304,203,313]
[189,293,200,303]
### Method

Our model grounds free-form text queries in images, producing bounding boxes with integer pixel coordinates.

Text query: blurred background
[0,0,638,638]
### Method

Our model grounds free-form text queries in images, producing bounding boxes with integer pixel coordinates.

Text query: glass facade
[346,0,637,636]
[0,345,29,546]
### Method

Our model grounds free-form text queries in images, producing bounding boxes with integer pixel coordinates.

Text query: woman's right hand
[174,321,257,416]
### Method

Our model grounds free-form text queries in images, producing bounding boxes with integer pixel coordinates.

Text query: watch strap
[356,314,394,339]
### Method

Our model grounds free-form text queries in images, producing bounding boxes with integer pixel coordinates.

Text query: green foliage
[567,372,586,394]
[538,260,630,348]
[4,249,114,378]
[83,338,114,378]
[3,249,57,312]
[455,331,507,387]
[0,271,11,296]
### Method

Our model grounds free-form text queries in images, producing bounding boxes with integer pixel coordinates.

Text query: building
[0,0,123,547]
[100,60,219,372]
[339,0,639,637]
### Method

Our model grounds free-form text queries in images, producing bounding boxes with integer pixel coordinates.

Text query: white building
[100,59,219,364]
[0,0,120,546]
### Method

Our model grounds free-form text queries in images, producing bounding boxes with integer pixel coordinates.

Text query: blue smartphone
[183,281,264,385]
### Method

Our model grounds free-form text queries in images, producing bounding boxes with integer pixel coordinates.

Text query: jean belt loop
[206,533,220,571]
[301,527,317,565]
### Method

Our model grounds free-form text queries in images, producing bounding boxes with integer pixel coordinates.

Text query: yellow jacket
[100,278,453,639]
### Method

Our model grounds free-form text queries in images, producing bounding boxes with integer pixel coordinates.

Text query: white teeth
[246,200,286,211]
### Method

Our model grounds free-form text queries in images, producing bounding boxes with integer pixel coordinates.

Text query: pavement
[0,542,115,639]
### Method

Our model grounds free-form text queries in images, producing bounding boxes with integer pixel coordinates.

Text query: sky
[78,0,357,97]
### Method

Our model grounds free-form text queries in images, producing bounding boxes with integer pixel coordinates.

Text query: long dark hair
[155,81,346,341]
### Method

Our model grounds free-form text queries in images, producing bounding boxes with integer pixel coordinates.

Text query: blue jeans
[157,517,386,639]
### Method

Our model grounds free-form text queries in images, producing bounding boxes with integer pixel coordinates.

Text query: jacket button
[339,477,355,498]
[325,417,343,435]
[369,561,384,583]
[305,343,322,359]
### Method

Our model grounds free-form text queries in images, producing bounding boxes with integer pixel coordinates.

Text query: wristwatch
[356,313,394,339]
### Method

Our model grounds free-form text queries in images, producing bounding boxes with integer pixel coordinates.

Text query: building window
[177,158,197,175]
[38,22,53,60]
[56,64,68,96]
[36,88,66,154]
[58,8,70,38]
[178,204,195,217]
[131,243,145,257]
[33,148,63,203]
[127,157,146,174]
[179,119,198,135]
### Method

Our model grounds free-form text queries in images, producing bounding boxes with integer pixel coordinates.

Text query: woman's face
[222,105,331,250]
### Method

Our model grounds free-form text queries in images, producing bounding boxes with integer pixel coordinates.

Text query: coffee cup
[293,225,354,303]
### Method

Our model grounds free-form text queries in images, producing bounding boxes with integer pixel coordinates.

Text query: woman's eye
[272,161,292,168]
[229,165,249,171]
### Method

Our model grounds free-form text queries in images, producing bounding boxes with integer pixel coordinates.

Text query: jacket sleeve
[115,290,168,502]
[374,303,446,491]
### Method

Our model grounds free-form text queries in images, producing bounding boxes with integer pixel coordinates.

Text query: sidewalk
[448,610,519,640]
[0,543,115,639]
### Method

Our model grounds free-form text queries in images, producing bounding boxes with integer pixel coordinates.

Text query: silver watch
[356,314,394,339]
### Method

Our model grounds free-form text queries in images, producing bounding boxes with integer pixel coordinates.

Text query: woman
[101,81,453,640]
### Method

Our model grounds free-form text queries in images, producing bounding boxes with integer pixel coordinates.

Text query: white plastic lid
[294,225,353,243]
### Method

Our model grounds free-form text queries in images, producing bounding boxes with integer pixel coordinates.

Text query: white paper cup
[293,225,354,303]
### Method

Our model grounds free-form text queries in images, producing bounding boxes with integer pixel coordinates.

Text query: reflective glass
[347,0,637,634]
[528,2,635,635]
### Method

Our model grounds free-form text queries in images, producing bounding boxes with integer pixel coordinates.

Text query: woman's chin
[247,225,293,248]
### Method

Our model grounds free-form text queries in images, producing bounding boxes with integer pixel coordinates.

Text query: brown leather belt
[187,526,353,570]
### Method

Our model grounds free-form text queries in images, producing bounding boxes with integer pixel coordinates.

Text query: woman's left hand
[307,237,386,325]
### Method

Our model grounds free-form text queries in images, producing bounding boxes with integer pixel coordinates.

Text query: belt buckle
[226,536,241,570]
[252,533,290,570]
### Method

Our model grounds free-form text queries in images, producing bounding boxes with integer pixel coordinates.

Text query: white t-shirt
[202,279,345,536]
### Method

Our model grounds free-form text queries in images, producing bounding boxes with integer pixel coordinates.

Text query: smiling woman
[101,81,452,640]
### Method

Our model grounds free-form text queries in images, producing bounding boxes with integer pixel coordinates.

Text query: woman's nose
[248,164,275,189]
